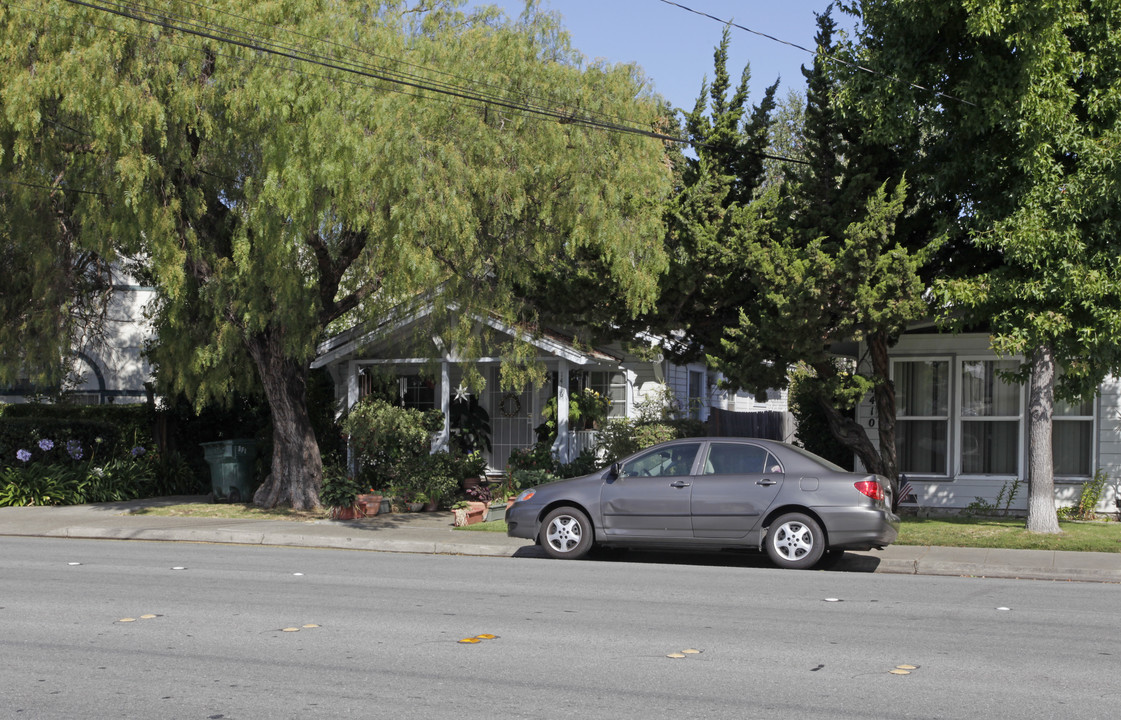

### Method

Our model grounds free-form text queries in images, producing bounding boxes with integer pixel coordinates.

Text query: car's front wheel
[765,513,825,569]
[539,506,593,560]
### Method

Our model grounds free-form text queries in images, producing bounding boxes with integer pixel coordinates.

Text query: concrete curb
[3,500,1119,581]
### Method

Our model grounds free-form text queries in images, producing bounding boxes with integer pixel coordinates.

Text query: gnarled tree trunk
[812,361,888,478]
[246,327,323,510]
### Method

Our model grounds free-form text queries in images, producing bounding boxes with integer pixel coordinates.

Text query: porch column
[434,360,450,452]
[552,360,571,463]
[347,361,359,475]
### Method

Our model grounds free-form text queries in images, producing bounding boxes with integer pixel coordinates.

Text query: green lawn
[898,516,1121,552]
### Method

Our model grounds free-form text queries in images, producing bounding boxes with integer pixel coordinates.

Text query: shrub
[556,448,600,478]
[341,398,443,490]
[597,418,698,465]
[319,464,366,509]
[507,442,558,475]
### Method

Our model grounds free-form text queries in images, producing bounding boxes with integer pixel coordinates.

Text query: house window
[399,375,435,411]
[894,359,950,475]
[588,371,626,418]
[688,370,704,419]
[960,360,1021,475]
[1053,393,1092,477]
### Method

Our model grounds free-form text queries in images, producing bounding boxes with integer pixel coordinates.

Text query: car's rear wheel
[539,506,593,560]
[765,513,825,569]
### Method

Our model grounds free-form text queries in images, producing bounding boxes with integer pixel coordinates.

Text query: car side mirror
[609,462,622,479]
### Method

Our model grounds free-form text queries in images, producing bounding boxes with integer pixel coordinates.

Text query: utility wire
[657,0,977,107]
[49,0,810,165]
[58,0,686,143]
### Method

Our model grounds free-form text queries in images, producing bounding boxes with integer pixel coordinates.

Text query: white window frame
[1052,380,1095,481]
[956,357,1024,479]
[891,356,953,479]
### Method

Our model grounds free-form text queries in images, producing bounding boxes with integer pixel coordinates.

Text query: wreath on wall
[499,392,521,418]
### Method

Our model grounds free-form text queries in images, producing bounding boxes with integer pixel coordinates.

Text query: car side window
[621,443,700,478]
[701,443,777,475]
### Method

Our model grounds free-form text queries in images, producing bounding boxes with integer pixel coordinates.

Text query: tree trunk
[246,327,323,511]
[812,362,887,477]
[868,331,899,492]
[1026,344,1061,533]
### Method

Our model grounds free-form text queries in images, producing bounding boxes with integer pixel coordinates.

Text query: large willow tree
[0,0,670,508]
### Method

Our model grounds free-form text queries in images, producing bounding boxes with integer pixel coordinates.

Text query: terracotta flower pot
[356,494,383,517]
[331,505,360,520]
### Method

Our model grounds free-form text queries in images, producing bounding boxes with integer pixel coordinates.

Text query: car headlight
[514,489,536,503]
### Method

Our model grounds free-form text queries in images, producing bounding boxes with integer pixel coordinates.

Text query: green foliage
[318,464,366,510]
[449,396,492,455]
[965,479,1022,517]
[849,0,1121,528]
[596,417,703,465]
[537,387,613,442]
[411,451,464,504]
[0,448,196,507]
[556,449,601,479]
[788,366,855,471]
[507,442,558,474]
[1058,470,1110,521]
[1,0,672,509]
[341,397,442,491]
[0,403,152,468]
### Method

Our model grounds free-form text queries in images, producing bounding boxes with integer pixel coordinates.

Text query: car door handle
[669,481,691,488]
[756,479,778,486]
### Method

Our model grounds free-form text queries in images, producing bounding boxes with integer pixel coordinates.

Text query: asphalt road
[2,537,1118,719]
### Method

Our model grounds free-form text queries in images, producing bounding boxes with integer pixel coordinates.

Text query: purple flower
[131,446,146,457]
[38,439,54,452]
[66,440,84,460]
[16,449,31,463]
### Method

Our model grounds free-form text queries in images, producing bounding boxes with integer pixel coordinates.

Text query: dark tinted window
[621,444,700,478]
[702,443,778,475]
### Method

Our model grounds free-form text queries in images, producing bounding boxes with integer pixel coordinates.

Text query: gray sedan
[506,437,899,569]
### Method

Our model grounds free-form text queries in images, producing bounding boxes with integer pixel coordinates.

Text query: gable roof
[311,303,621,370]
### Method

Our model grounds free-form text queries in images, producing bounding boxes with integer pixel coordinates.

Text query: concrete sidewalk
[1,496,1118,582]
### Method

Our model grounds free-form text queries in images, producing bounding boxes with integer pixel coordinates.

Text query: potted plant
[320,466,366,520]
[451,500,486,526]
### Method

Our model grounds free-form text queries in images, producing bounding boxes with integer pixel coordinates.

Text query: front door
[690,442,784,539]
[600,442,701,538]
[488,368,535,472]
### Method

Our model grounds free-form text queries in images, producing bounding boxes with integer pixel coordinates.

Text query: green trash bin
[200,439,257,503]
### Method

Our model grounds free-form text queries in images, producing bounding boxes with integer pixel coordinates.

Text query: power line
[45,0,809,164]
[657,0,977,107]
[57,0,688,143]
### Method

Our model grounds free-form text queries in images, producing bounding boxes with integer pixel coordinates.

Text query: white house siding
[857,332,1119,513]
[78,286,155,403]
[2,283,155,405]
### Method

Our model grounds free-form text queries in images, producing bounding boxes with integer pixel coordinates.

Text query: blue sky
[468,1,845,112]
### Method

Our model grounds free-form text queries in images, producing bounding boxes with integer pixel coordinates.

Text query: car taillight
[854,480,885,501]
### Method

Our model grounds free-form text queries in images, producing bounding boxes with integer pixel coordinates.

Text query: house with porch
[853,328,1120,514]
[311,306,789,473]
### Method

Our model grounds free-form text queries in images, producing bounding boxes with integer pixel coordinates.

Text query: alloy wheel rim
[773,521,813,560]
[546,515,582,553]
